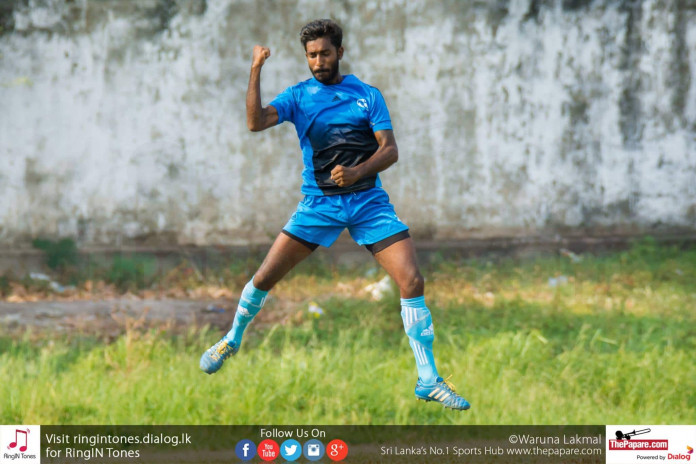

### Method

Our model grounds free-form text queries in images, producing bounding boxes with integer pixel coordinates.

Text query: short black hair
[300,19,343,50]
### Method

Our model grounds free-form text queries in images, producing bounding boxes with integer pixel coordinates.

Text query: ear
[337,46,344,60]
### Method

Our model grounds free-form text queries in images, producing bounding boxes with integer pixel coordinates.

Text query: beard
[311,60,340,84]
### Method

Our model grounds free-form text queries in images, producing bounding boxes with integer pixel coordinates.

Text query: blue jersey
[269,74,393,196]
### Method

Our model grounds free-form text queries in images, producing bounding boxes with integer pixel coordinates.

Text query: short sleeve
[269,86,296,125]
[369,88,392,132]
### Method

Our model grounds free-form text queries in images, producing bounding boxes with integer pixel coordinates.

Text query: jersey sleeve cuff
[371,121,392,132]
[269,103,286,124]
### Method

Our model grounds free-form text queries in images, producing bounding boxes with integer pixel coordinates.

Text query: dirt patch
[0,295,307,339]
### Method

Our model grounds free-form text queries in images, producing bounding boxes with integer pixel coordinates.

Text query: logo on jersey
[356,99,368,110]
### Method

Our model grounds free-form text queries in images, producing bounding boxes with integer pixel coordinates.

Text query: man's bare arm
[330,130,398,187]
[246,45,279,132]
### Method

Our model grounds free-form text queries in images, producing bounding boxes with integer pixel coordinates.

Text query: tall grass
[1,239,694,424]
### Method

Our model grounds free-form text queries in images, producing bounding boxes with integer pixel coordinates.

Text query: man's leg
[372,237,470,410]
[221,231,316,346]
[371,236,423,299]
[200,232,316,374]
[252,231,318,291]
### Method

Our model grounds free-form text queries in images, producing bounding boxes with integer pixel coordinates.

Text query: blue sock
[401,296,439,385]
[223,278,268,347]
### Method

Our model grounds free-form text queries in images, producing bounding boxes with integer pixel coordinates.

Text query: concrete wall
[1,0,695,247]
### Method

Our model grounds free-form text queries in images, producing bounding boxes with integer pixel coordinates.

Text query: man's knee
[402,271,425,296]
[251,268,275,292]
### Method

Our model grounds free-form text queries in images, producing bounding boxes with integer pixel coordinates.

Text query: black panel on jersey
[309,125,379,195]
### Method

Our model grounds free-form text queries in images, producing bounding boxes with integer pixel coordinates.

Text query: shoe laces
[438,375,465,404]
[440,375,468,407]
[211,341,234,361]
[441,375,458,393]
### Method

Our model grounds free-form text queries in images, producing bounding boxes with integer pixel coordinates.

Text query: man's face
[305,37,343,85]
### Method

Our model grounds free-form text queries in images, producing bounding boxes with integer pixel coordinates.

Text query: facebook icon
[235,439,257,461]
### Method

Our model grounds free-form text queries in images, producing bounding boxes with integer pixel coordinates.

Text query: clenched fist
[252,45,271,68]
[330,165,361,188]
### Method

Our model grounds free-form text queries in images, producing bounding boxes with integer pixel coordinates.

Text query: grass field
[1,238,694,425]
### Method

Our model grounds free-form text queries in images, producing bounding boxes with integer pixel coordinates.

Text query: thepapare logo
[0,425,40,464]
[609,428,669,451]
[607,426,696,464]
[608,440,668,450]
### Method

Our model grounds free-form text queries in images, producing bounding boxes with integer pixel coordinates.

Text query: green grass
[1,238,694,424]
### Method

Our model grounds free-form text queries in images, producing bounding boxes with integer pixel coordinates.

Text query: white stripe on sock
[412,341,422,365]
[417,344,427,365]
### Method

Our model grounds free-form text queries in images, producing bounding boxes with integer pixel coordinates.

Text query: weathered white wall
[1,0,695,246]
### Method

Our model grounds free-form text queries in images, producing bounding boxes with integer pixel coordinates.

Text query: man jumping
[200,19,470,411]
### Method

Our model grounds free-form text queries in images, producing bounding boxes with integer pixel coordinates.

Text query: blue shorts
[282,187,409,250]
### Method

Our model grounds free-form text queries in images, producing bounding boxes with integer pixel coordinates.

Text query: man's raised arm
[246,45,279,132]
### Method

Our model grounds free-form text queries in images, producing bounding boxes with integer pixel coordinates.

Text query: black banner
[35,426,606,463]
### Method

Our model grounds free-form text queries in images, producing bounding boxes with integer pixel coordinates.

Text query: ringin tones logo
[1,426,40,464]
[7,429,30,453]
